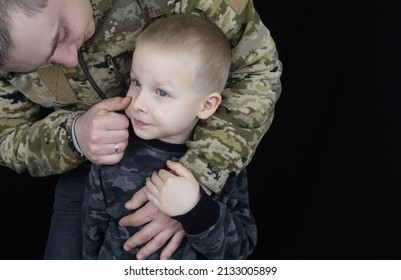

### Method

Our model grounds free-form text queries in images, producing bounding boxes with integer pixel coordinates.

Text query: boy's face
[3,0,95,72]
[125,46,205,144]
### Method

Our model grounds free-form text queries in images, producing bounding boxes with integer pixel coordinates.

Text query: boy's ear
[198,92,222,120]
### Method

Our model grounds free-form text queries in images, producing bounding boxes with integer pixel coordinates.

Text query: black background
[1,1,401,260]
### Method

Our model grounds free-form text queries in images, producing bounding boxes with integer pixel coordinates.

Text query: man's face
[2,0,95,72]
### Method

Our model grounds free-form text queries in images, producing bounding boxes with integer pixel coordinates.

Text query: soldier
[0,0,282,259]
[83,14,256,259]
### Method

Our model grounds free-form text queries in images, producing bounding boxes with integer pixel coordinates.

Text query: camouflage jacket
[0,0,282,193]
[83,134,256,259]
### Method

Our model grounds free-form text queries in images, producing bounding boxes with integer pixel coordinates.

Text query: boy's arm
[173,169,257,259]
[146,161,256,259]
[179,0,282,193]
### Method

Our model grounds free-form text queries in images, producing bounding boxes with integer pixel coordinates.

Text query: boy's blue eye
[155,89,168,97]
[131,79,141,87]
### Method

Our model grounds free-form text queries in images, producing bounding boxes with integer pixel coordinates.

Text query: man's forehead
[4,10,59,72]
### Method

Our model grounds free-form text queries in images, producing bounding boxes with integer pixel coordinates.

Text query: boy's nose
[132,91,148,112]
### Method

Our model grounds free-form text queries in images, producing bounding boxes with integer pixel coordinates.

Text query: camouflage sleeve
[82,164,109,259]
[0,75,85,176]
[179,0,283,193]
[181,169,257,259]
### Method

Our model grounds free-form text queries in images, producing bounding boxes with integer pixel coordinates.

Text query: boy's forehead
[132,48,194,89]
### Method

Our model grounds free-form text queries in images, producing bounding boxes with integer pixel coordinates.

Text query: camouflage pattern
[83,135,256,259]
[0,0,282,192]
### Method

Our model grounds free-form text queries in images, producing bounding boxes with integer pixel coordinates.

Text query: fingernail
[137,254,143,260]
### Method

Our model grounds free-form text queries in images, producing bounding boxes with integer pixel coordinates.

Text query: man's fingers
[122,215,168,252]
[95,96,132,112]
[124,187,149,211]
[135,228,179,260]
[160,229,185,260]
[119,200,157,227]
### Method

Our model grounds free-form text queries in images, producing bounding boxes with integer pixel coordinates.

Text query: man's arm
[0,73,131,176]
[0,74,85,175]
[180,0,282,192]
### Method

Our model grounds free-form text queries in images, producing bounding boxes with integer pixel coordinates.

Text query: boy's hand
[146,160,201,217]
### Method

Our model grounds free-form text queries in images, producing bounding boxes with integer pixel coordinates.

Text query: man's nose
[49,45,79,69]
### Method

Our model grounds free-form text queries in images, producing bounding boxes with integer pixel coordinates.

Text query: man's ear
[198,92,222,120]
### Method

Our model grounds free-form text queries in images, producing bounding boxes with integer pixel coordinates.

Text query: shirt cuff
[71,115,84,157]
[172,187,220,235]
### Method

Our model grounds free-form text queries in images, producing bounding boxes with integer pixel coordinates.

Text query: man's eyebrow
[46,24,60,62]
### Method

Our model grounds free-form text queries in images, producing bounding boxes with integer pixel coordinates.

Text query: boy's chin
[132,128,154,140]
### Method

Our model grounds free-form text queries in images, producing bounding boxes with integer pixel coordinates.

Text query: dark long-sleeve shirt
[83,134,257,259]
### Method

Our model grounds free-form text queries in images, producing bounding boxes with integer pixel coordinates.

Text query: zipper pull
[105,54,114,71]
[104,54,129,91]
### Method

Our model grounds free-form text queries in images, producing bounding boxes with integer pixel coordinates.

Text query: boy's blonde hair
[135,14,231,96]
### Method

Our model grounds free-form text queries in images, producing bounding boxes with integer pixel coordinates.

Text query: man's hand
[119,187,185,260]
[75,96,131,164]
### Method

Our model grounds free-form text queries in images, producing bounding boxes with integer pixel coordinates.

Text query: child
[83,14,256,260]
